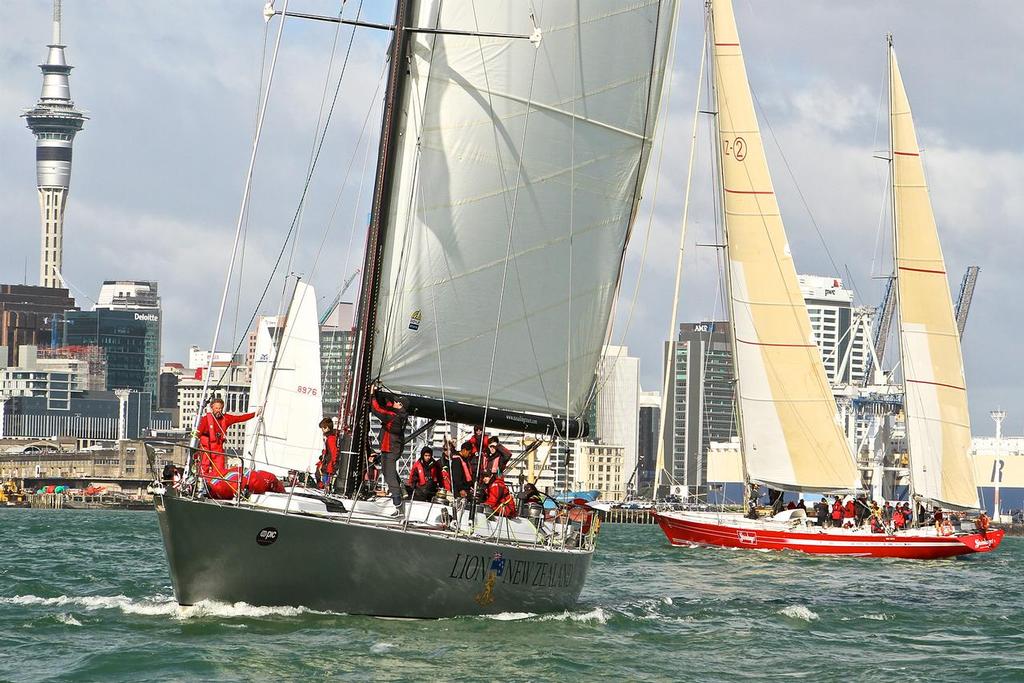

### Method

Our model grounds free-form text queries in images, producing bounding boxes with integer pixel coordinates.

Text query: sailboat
[154,0,677,617]
[654,0,1002,559]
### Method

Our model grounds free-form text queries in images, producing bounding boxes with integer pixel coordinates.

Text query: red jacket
[370,395,407,453]
[319,432,339,475]
[483,444,512,474]
[831,501,842,520]
[484,476,517,517]
[408,458,441,487]
[197,411,255,454]
[469,432,490,455]
[844,500,856,518]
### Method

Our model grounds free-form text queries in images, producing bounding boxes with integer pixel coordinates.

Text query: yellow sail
[711,0,858,492]
[889,42,979,510]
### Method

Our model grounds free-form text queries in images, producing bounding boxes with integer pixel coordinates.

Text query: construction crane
[862,265,978,386]
[862,276,896,386]
[954,265,980,338]
[319,268,361,325]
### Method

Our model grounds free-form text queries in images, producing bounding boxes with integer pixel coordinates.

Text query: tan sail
[889,42,979,510]
[711,0,858,492]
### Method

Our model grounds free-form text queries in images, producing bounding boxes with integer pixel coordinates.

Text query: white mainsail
[712,0,858,492]
[244,282,324,476]
[889,43,979,510]
[371,1,676,421]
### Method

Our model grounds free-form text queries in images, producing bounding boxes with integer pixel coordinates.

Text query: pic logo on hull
[257,527,279,546]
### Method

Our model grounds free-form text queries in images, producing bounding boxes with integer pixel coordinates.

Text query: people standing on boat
[443,441,474,499]
[932,506,944,528]
[831,497,843,527]
[317,417,339,489]
[975,511,990,538]
[369,385,409,516]
[892,505,905,530]
[797,499,807,514]
[469,425,490,455]
[483,437,512,475]
[855,495,871,526]
[481,471,517,518]
[815,499,829,526]
[195,398,257,479]
[407,446,441,501]
[843,497,857,528]
[882,501,894,525]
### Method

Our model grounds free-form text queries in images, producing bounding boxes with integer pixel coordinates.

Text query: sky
[1,1,1022,435]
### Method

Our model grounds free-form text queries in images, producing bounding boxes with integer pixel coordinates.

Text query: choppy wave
[778,605,819,622]
[370,642,397,654]
[485,611,537,621]
[2,594,337,620]
[539,607,609,624]
[56,612,82,626]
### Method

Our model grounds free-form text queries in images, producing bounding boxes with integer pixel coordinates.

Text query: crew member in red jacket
[468,425,489,455]
[369,385,408,516]
[317,417,339,489]
[407,446,441,501]
[481,471,517,518]
[195,398,256,478]
[483,437,512,475]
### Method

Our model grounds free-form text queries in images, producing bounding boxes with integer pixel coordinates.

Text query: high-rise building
[63,281,162,404]
[0,285,76,366]
[320,302,355,418]
[636,390,660,496]
[663,321,737,498]
[22,1,87,289]
[593,345,640,489]
[798,274,873,385]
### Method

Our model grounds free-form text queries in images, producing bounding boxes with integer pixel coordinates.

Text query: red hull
[655,512,1004,559]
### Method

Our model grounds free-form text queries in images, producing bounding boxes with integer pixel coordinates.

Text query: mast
[342,0,414,494]
[708,1,751,506]
[887,33,916,517]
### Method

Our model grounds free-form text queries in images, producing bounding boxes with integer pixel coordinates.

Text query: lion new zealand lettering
[448,553,576,588]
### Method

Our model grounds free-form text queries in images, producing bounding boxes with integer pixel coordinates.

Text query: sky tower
[22,0,87,289]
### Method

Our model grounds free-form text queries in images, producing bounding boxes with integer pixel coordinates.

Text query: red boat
[655,510,1004,559]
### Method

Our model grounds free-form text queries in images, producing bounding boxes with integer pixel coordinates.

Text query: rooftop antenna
[990,409,1006,441]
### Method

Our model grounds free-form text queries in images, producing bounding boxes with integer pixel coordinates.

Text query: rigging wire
[192,0,292,454]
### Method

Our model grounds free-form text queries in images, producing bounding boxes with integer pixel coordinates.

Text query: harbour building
[22,0,87,290]
[64,281,162,403]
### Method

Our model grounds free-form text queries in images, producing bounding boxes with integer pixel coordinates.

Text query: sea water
[1,509,1021,682]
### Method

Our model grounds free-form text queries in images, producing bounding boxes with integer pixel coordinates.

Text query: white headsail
[244,282,324,476]
[712,0,858,492]
[889,43,979,511]
[370,1,676,422]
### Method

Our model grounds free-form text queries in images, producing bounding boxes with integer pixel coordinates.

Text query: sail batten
[889,44,979,511]
[712,0,858,493]
[370,1,676,423]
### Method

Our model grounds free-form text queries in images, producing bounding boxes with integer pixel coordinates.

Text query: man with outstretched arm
[195,397,258,479]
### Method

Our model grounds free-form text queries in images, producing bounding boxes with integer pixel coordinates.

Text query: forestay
[371,0,676,422]
[889,45,979,511]
[712,0,858,492]
[244,282,324,476]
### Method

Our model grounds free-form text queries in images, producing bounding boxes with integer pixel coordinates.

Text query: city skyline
[1,2,1022,433]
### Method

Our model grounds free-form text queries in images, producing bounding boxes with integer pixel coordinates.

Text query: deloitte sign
[134,312,159,322]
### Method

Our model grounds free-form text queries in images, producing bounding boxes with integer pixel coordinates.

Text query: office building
[593,345,640,492]
[320,302,355,417]
[798,274,873,385]
[158,363,183,412]
[64,281,161,403]
[188,345,234,371]
[663,321,737,499]
[0,345,156,440]
[0,285,77,366]
[574,442,626,500]
[22,1,87,289]
[636,390,660,496]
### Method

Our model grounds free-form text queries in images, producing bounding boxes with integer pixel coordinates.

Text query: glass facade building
[64,309,161,402]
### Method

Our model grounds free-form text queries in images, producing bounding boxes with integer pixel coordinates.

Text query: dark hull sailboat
[157,0,677,617]
[157,494,592,618]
